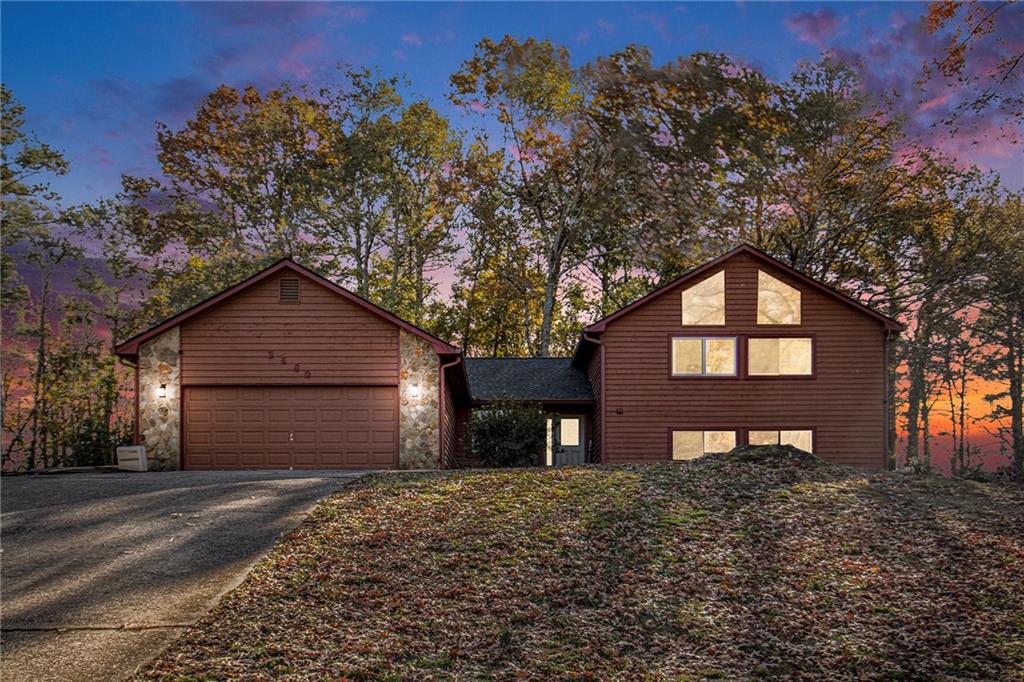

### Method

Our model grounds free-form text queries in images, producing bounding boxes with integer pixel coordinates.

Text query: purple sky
[2,1,1021,207]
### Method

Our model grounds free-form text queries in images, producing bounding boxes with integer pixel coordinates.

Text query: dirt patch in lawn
[139,449,1024,680]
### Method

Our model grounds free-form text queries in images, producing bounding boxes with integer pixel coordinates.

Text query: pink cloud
[793,3,1022,188]
[194,3,367,32]
[917,93,951,113]
[633,11,673,43]
[90,144,114,168]
[938,121,1021,160]
[401,33,423,47]
[507,143,538,162]
[597,19,615,35]
[784,9,846,47]
[277,35,322,80]
[573,30,590,45]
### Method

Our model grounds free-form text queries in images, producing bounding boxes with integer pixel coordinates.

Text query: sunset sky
[3,2,1021,471]
[3,1,1021,207]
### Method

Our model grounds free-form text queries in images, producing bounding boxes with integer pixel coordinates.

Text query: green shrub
[470,401,545,468]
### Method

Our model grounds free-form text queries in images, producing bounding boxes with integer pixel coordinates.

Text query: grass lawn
[141,448,1024,680]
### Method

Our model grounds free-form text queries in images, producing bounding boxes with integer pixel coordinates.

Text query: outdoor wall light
[408,384,422,399]
[158,384,167,399]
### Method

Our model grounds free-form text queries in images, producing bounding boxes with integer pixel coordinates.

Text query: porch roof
[465,358,594,404]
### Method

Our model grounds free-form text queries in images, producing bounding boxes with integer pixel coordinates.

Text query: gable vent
[279,277,300,303]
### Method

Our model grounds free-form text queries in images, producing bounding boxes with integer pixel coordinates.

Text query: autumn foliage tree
[451,37,626,356]
[2,26,1023,477]
[926,0,1024,128]
[2,89,133,470]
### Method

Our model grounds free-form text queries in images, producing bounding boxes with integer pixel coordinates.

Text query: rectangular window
[681,270,725,325]
[672,337,737,376]
[748,430,779,446]
[672,430,737,460]
[748,429,814,453]
[747,337,813,376]
[781,430,813,453]
[560,418,580,447]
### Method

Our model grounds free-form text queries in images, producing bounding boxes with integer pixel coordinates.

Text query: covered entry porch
[463,357,595,466]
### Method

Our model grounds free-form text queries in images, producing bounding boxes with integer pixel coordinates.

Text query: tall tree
[885,162,1000,470]
[441,144,543,356]
[971,195,1024,481]
[925,0,1024,128]
[389,101,463,323]
[138,84,335,279]
[9,233,81,469]
[585,47,781,278]
[0,85,69,303]
[451,36,620,356]
[313,70,463,326]
[316,71,404,299]
[934,308,983,474]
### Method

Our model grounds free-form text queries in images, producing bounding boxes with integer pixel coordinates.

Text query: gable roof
[582,244,903,334]
[114,258,461,358]
[465,358,594,403]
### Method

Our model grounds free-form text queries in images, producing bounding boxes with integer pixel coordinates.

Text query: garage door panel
[347,408,369,422]
[293,410,317,423]
[184,386,398,469]
[266,409,291,423]
[321,431,342,444]
[292,430,316,444]
[267,430,290,444]
[373,409,395,423]
[373,430,395,444]
[214,431,238,445]
[266,451,291,466]
[347,430,370,444]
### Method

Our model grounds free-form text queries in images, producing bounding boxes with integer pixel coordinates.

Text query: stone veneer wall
[138,327,181,470]
[399,330,440,469]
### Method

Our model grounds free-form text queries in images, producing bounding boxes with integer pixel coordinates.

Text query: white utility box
[116,445,148,472]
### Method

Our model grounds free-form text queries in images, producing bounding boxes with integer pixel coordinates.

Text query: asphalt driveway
[1,469,367,682]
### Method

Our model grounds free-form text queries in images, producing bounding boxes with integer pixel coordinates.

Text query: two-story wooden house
[564,244,902,469]
[117,245,900,471]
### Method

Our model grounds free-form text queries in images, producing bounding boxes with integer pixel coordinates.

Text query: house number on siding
[265,349,310,378]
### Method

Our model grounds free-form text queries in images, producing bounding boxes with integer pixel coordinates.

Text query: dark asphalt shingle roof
[465,358,594,403]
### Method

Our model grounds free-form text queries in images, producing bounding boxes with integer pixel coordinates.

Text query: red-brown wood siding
[452,411,480,468]
[441,379,459,468]
[598,253,887,469]
[179,272,399,385]
[587,347,603,462]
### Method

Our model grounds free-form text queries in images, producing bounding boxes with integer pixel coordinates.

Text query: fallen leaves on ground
[140,447,1024,681]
